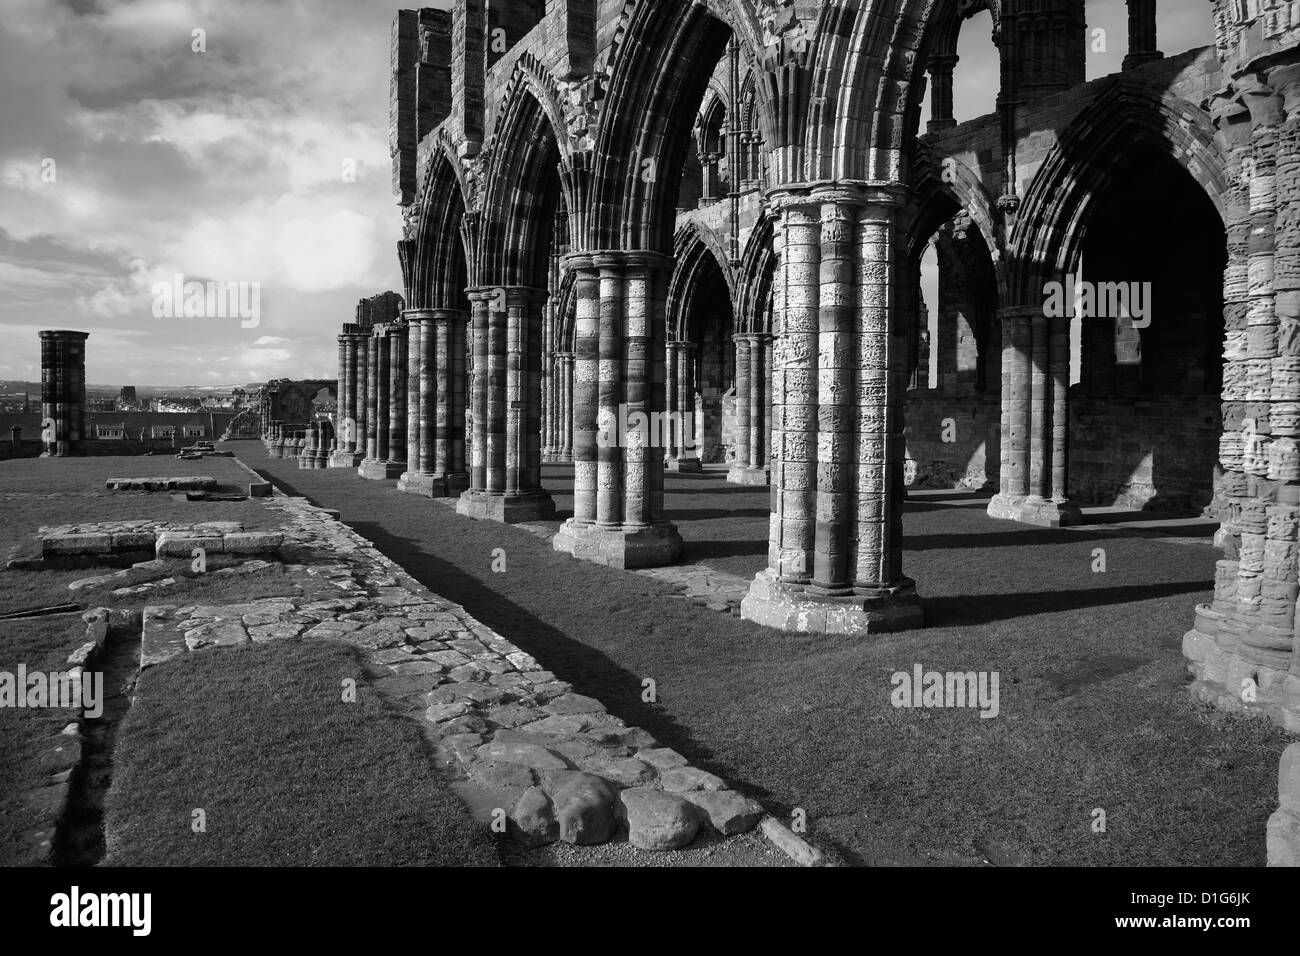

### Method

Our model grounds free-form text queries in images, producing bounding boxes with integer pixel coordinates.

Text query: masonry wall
[1068,393,1221,512]
[904,393,1001,489]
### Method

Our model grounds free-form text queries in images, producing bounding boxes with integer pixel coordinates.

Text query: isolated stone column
[665,340,701,472]
[926,53,959,132]
[741,184,922,633]
[554,251,682,568]
[1122,0,1162,71]
[38,330,89,457]
[459,287,554,521]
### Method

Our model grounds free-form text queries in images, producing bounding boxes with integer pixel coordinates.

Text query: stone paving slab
[138,491,795,859]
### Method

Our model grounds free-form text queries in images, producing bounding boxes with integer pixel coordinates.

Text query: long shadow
[681,538,769,561]
[923,579,1212,627]
[664,507,771,521]
[251,459,792,816]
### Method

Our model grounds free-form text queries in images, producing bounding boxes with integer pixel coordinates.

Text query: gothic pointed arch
[667,220,737,341]
[1008,77,1229,302]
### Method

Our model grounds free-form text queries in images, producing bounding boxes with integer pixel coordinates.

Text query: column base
[298,455,329,470]
[1182,612,1300,730]
[727,465,770,486]
[665,457,703,473]
[330,451,366,468]
[398,471,470,498]
[457,489,556,524]
[553,520,683,570]
[987,494,1082,527]
[1267,742,1300,866]
[740,570,924,635]
[358,459,405,480]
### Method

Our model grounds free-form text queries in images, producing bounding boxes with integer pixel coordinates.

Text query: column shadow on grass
[922,579,1212,627]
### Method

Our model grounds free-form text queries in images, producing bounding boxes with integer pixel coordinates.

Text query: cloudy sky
[0,0,1213,388]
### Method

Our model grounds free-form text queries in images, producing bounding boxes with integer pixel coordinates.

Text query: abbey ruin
[238,0,1300,863]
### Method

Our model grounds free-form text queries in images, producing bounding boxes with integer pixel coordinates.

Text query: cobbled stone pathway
[139,492,799,857]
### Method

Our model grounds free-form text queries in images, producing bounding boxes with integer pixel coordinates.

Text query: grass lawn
[253,452,1292,866]
[0,615,87,865]
[103,638,500,867]
[0,454,288,616]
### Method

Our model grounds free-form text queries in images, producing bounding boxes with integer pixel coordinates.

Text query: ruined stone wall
[1068,394,1222,512]
[904,394,1000,490]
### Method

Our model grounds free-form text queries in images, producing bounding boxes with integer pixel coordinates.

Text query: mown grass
[103,639,500,867]
[254,452,1292,866]
[0,615,86,865]
[0,453,289,615]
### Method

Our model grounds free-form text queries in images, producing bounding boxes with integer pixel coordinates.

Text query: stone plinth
[358,458,404,480]
[726,464,769,486]
[457,490,556,523]
[552,521,683,570]
[1267,743,1300,866]
[987,494,1082,527]
[740,570,925,635]
[665,457,703,474]
[398,472,470,498]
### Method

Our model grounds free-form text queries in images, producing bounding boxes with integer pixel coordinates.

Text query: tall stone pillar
[729,332,771,484]
[988,302,1081,526]
[360,328,396,478]
[554,251,682,568]
[740,185,922,633]
[556,351,575,463]
[1186,69,1300,735]
[403,311,422,480]
[459,287,554,521]
[1122,0,1162,71]
[332,326,366,466]
[38,330,89,457]
[400,308,471,498]
[388,321,408,471]
[665,340,702,472]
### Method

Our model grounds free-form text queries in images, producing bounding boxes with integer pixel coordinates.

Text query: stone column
[466,289,492,496]
[388,322,408,472]
[448,309,470,483]
[730,332,771,484]
[741,184,922,633]
[458,287,555,521]
[398,309,430,494]
[554,251,682,568]
[1185,70,1300,735]
[352,339,368,466]
[557,351,575,463]
[989,301,1080,526]
[1122,0,1162,71]
[405,312,422,476]
[732,334,753,476]
[926,53,959,133]
[38,330,89,457]
[331,327,366,466]
[361,333,379,471]
[360,328,395,478]
[666,340,702,472]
